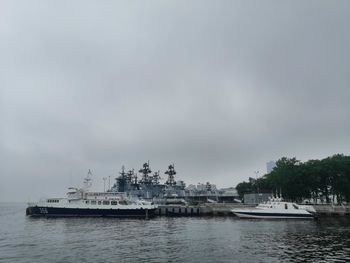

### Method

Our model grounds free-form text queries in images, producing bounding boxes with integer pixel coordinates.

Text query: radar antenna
[116,165,128,192]
[83,169,93,189]
[152,170,161,185]
[126,169,134,183]
[165,164,176,186]
[119,165,127,179]
[139,161,152,184]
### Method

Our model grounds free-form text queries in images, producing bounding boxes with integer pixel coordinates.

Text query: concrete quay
[155,203,254,217]
[313,204,350,216]
[155,203,350,217]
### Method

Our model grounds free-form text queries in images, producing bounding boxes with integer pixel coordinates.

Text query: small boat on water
[231,198,316,219]
[26,170,157,218]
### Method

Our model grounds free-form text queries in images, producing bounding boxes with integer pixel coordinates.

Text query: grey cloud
[1,1,350,201]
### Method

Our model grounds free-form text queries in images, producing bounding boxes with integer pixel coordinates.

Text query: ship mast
[139,161,152,184]
[152,170,161,185]
[83,169,93,190]
[119,165,127,179]
[165,164,176,186]
[116,165,128,192]
[126,169,134,183]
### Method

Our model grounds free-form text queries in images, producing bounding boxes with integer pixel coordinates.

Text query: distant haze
[1,1,350,202]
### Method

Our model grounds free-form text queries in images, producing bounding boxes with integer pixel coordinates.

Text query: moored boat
[26,170,157,218]
[231,198,315,219]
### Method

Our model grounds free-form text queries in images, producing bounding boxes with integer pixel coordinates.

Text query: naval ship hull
[26,206,156,218]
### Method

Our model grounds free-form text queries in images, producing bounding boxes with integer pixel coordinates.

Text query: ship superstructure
[110,162,238,204]
[110,162,185,202]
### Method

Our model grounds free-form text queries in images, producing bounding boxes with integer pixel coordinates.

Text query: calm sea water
[1,203,350,263]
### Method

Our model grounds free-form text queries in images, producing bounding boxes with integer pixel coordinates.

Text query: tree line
[236,154,350,204]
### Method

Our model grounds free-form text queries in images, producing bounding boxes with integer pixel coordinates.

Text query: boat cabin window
[98,201,102,205]
[285,204,288,209]
[48,199,59,203]
[111,201,118,205]
[292,204,299,209]
[119,200,128,205]
[102,201,110,205]
[85,201,89,204]
[91,201,96,205]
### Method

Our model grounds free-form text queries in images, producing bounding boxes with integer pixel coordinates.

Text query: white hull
[233,211,314,219]
[231,199,315,219]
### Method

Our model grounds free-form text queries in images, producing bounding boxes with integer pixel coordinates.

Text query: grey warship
[110,162,238,204]
[111,162,186,204]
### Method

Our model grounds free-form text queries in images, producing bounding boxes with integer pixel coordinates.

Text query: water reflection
[237,218,350,262]
[1,204,350,263]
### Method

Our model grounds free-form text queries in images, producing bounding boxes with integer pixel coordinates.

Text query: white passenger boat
[26,171,157,218]
[231,198,315,219]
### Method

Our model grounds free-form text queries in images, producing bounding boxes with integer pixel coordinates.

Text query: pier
[156,203,255,217]
[155,204,350,217]
[313,204,350,217]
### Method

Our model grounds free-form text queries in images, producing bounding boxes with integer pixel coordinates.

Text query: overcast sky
[1,1,350,202]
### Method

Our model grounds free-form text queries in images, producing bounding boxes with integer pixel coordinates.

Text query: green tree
[235,154,350,204]
[236,181,253,199]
